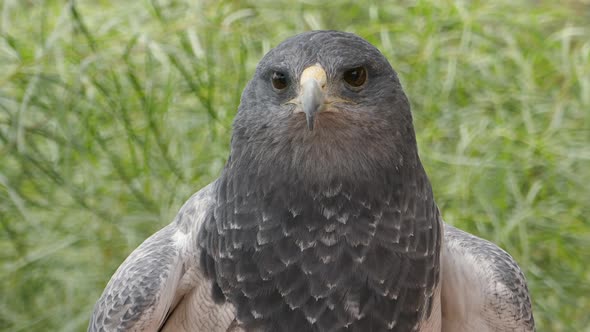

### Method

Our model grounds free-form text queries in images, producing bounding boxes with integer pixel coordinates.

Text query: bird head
[230,31,421,185]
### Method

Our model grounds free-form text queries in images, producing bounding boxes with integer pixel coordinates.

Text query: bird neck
[217,146,437,247]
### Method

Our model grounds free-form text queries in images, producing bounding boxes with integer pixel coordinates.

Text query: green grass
[1,0,589,331]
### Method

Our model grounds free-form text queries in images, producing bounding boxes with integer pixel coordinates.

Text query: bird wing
[440,223,535,332]
[88,182,235,332]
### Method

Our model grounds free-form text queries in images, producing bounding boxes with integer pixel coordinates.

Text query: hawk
[89,30,535,332]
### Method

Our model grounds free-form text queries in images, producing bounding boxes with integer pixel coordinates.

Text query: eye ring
[271,71,289,90]
[343,67,367,88]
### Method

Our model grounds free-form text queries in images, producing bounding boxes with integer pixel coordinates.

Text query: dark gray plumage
[89,30,535,332]
[199,31,440,332]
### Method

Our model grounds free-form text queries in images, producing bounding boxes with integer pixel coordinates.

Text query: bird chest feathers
[198,165,442,331]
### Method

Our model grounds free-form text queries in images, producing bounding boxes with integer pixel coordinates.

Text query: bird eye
[271,71,288,90]
[343,67,367,88]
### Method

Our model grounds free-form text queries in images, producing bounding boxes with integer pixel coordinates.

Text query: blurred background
[1,0,589,331]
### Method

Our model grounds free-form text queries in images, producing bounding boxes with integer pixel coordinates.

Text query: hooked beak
[299,65,327,130]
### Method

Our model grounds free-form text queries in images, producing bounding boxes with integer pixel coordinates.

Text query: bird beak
[299,65,327,131]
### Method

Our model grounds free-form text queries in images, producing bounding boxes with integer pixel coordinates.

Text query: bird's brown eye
[343,67,367,88]
[271,71,288,90]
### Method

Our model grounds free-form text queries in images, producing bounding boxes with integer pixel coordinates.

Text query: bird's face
[232,31,419,180]
[238,30,411,128]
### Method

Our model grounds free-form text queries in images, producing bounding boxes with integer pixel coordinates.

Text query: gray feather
[88,183,233,332]
[441,224,535,331]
